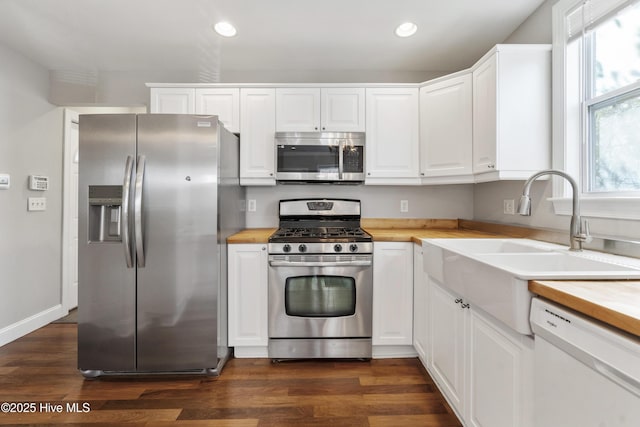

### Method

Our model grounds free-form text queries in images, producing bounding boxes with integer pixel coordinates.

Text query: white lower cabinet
[228,244,269,357]
[428,277,467,413]
[372,242,415,357]
[467,309,533,427]
[413,243,428,365]
[426,276,533,427]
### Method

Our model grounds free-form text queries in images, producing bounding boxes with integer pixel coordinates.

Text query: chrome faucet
[517,169,591,251]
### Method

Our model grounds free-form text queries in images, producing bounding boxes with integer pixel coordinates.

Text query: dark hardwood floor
[0,324,462,426]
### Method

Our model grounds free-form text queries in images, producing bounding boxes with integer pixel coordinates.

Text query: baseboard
[0,304,67,347]
[372,345,418,359]
[232,346,269,358]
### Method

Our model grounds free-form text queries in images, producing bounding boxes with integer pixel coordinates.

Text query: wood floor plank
[0,324,462,426]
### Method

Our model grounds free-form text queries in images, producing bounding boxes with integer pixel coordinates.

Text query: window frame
[551,0,640,220]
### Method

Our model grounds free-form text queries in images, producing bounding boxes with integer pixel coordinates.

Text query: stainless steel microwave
[275,132,365,183]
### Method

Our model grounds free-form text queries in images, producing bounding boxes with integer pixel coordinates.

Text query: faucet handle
[576,219,592,243]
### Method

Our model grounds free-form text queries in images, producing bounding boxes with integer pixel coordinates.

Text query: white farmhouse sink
[431,238,554,254]
[476,252,640,279]
[422,238,640,335]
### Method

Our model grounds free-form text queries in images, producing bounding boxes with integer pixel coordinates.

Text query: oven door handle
[269,260,372,267]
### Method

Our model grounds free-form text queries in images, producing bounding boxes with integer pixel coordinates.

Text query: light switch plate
[28,197,46,211]
[0,174,9,189]
[400,200,409,213]
[247,199,257,212]
[503,199,515,215]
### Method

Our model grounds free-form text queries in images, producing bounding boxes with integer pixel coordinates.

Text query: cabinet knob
[269,173,273,176]
[314,127,318,130]
[322,127,326,130]
[367,172,371,176]
[461,303,470,309]
[488,164,495,169]
[421,173,425,176]
[455,298,463,304]
[262,247,266,251]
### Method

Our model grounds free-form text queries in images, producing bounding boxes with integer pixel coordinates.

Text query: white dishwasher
[530,298,640,427]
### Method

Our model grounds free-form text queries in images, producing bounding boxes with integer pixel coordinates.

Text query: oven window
[285,275,356,317]
[277,145,339,173]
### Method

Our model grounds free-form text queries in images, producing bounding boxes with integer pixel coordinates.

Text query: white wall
[245,184,474,228]
[503,0,557,44]
[0,43,65,345]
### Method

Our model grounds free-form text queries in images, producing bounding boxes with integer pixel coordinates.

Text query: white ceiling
[0,0,546,81]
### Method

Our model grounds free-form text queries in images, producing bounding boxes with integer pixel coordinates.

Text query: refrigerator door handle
[122,155,134,268]
[134,155,146,268]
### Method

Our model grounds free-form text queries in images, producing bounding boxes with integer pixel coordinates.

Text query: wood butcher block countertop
[361,218,501,243]
[529,280,640,337]
[227,228,276,244]
[226,219,502,244]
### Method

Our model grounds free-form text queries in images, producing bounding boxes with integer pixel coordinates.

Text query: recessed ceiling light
[214,21,237,37]
[395,22,417,38]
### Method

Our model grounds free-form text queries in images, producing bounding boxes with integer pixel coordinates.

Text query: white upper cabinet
[320,88,365,131]
[275,88,365,132]
[365,87,420,184]
[196,88,240,133]
[150,88,195,114]
[419,72,473,184]
[240,88,276,185]
[275,88,321,132]
[472,45,551,182]
[150,87,240,132]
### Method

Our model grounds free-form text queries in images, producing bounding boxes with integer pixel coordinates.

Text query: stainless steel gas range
[268,199,373,359]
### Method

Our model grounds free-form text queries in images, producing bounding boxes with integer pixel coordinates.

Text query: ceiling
[0,0,546,82]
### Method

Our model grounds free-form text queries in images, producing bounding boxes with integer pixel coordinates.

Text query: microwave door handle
[338,141,344,180]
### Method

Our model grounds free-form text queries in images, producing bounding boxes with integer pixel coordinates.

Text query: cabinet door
[420,74,472,178]
[468,309,533,427]
[240,88,276,185]
[320,88,365,131]
[365,88,420,183]
[373,242,413,346]
[196,88,240,133]
[413,243,428,365]
[150,88,195,113]
[228,244,269,347]
[428,277,466,413]
[472,54,498,173]
[275,88,321,132]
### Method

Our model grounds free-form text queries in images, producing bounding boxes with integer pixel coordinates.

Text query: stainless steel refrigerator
[77,114,244,377]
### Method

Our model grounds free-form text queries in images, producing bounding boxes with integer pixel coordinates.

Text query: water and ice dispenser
[88,185,123,242]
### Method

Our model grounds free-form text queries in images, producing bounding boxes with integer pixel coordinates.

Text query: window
[553,0,640,218]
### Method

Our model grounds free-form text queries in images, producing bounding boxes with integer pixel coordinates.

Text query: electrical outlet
[400,200,409,213]
[28,197,47,211]
[503,199,515,215]
[247,199,256,212]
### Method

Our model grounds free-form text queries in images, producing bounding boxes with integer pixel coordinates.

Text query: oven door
[268,254,373,339]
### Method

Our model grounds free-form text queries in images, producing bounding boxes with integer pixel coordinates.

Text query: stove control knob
[334,244,343,253]
[282,244,291,253]
[298,244,307,253]
[349,244,358,253]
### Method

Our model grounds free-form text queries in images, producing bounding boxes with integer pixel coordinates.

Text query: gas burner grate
[271,227,369,239]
